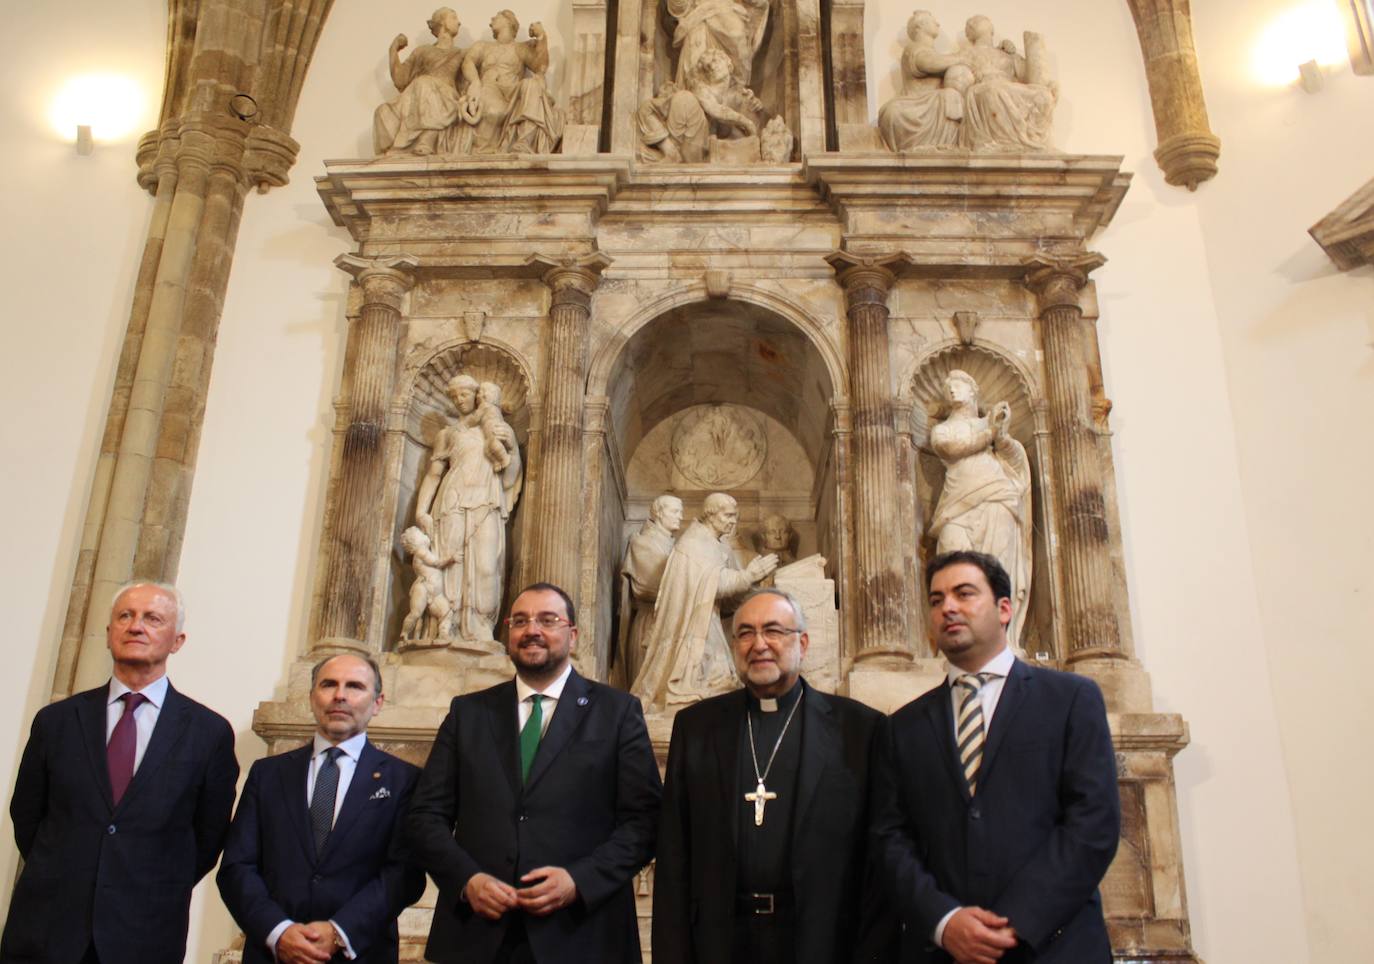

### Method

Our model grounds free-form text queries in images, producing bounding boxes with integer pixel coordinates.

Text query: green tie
[520,694,544,783]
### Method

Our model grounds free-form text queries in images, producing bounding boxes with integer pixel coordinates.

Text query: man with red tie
[2,582,239,964]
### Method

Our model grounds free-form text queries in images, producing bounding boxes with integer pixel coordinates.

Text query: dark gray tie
[310,747,343,854]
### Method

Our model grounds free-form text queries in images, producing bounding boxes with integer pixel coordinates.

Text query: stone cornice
[1310,176,1374,271]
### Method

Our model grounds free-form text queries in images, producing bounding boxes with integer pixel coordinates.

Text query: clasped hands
[465,867,577,920]
[943,906,1018,964]
[275,921,341,964]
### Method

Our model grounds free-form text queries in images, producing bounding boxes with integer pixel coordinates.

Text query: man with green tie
[406,582,662,963]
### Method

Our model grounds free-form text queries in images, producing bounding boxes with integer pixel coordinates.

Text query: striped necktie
[955,673,993,795]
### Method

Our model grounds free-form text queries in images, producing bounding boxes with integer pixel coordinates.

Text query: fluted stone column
[525,255,610,596]
[827,253,912,661]
[313,255,418,655]
[1027,254,1124,662]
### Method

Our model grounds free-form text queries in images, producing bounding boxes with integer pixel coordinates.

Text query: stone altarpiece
[239,4,1198,961]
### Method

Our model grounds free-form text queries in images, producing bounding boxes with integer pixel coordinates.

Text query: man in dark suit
[218,653,425,963]
[2,581,239,964]
[873,551,1120,963]
[406,582,662,964]
[653,588,891,964]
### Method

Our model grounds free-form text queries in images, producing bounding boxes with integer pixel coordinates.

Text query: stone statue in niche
[877,11,965,151]
[412,373,523,644]
[928,370,1032,647]
[878,11,1056,153]
[399,525,455,640]
[752,513,797,587]
[373,7,468,156]
[619,494,684,689]
[633,492,777,711]
[638,0,794,164]
[451,10,564,155]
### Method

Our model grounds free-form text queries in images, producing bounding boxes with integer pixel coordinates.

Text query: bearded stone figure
[928,370,1033,646]
[413,374,523,644]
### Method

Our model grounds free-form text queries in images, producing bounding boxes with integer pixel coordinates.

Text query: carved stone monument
[618,494,684,688]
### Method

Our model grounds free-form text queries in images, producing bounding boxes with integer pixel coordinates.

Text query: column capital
[527,252,612,305]
[1025,253,1107,310]
[334,254,420,310]
[826,251,912,306]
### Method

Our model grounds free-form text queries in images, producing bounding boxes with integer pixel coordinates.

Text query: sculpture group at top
[879,12,1057,153]
[637,0,795,164]
[374,6,564,157]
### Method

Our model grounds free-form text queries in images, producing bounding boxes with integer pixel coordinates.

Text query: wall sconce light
[49,73,147,155]
[1252,2,1349,88]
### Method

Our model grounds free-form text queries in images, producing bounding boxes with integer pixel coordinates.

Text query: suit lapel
[713,691,745,851]
[322,741,383,863]
[116,683,191,814]
[793,683,835,833]
[924,683,972,803]
[977,660,1031,788]
[77,686,114,812]
[486,681,521,799]
[278,745,317,865]
[524,671,592,793]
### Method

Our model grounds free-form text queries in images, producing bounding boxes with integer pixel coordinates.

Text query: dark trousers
[731,908,797,964]
[493,915,537,964]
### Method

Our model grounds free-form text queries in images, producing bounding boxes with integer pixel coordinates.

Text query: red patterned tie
[108,692,148,805]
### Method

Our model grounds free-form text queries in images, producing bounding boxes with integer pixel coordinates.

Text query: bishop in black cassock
[653,588,894,964]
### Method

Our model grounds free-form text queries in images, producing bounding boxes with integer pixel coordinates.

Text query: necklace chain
[747,689,804,786]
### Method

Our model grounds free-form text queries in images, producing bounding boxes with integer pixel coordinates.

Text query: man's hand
[465,871,520,920]
[274,923,334,964]
[942,907,1017,964]
[516,866,577,916]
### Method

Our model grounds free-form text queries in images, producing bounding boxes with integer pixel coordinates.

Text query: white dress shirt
[106,674,169,771]
[515,661,573,736]
[266,731,369,960]
[934,645,1016,949]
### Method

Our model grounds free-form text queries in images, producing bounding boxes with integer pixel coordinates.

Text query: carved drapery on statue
[632,492,777,711]
[373,7,564,157]
[927,369,1033,649]
[618,494,684,688]
[406,372,523,646]
[879,12,1057,153]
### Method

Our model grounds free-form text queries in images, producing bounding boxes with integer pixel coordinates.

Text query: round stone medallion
[670,404,767,489]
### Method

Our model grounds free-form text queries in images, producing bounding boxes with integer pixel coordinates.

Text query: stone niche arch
[583,292,844,683]
[386,340,534,654]
[903,341,1060,661]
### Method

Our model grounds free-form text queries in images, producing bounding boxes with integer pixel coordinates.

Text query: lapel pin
[577,696,589,706]
[373,772,381,779]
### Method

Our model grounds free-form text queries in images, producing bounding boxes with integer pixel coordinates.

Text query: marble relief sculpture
[632,492,777,710]
[928,370,1032,646]
[373,8,564,157]
[619,494,684,687]
[878,12,1056,153]
[373,7,468,155]
[412,373,523,644]
[637,0,794,164]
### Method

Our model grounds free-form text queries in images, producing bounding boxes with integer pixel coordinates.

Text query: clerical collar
[748,678,804,714]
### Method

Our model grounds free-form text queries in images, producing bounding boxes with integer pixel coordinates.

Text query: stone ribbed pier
[1028,254,1125,662]
[827,253,912,661]
[313,255,418,655]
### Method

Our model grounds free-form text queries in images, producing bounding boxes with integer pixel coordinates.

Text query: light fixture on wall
[49,73,148,154]
[1251,1,1349,89]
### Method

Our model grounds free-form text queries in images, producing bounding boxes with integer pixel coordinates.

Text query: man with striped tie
[872,551,1120,963]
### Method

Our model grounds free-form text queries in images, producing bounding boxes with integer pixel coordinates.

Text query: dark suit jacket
[1,682,238,964]
[217,740,425,963]
[652,683,894,964]
[406,670,662,964]
[872,659,1120,963]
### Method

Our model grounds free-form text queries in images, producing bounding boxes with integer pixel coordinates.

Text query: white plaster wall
[1,0,1368,960]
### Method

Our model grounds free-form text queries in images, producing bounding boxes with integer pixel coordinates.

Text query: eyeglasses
[505,613,573,631]
[732,625,802,645]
